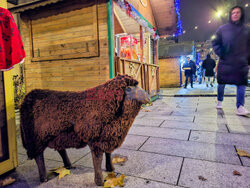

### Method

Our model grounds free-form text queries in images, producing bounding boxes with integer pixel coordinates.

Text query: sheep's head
[114,74,149,104]
[125,86,150,104]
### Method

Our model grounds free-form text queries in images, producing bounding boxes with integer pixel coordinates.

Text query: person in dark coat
[182,56,196,88]
[212,5,249,115]
[202,54,216,87]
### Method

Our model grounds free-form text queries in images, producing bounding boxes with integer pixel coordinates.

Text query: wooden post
[140,26,143,62]
[107,0,115,78]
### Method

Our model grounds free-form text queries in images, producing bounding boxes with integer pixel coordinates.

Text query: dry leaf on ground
[144,102,153,107]
[104,173,125,188]
[237,149,250,158]
[0,177,16,187]
[50,167,71,180]
[233,170,242,176]
[104,172,117,181]
[142,109,151,112]
[112,155,128,165]
[198,176,207,181]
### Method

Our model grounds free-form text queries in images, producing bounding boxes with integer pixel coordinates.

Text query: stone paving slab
[171,108,197,113]
[11,155,181,188]
[133,118,165,127]
[75,149,183,185]
[171,111,196,117]
[120,175,181,188]
[8,159,64,188]
[178,158,250,188]
[128,126,190,141]
[161,121,229,133]
[16,135,90,164]
[120,135,149,150]
[44,147,90,164]
[194,117,227,125]
[235,146,250,167]
[18,153,28,165]
[226,124,250,134]
[143,115,194,122]
[224,116,250,126]
[140,137,241,165]
[189,131,250,147]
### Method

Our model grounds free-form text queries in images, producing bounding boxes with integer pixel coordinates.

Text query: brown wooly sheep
[20,74,149,186]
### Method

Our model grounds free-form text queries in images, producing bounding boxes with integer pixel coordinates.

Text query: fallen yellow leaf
[51,167,71,180]
[112,155,128,165]
[104,174,125,188]
[104,172,117,181]
[142,109,151,112]
[0,177,16,187]
[237,149,250,158]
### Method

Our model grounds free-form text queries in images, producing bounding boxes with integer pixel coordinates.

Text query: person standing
[212,6,249,115]
[182,56,196,88]
[202,54,216,87]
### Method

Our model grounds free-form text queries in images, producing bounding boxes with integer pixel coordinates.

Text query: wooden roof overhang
[150,0,177,37]
[8,0,98,14]
[114,2,140,34]
[113,0,178,38]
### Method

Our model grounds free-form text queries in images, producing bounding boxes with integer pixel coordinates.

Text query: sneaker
[236,106,249,116]
[216,101,222,109]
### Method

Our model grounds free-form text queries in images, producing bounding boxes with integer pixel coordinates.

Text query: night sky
[179,0,250,42]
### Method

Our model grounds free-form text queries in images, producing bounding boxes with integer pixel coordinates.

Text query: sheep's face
[125,86,150,104]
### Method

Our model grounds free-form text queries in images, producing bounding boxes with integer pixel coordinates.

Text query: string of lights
[174,0,183,36]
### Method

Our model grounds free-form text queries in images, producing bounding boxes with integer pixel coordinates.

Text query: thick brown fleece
[20,75,142,159]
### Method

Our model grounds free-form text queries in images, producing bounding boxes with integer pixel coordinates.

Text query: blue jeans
[217,84,246,108]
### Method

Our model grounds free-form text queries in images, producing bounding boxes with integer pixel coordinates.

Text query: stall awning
[150,0,182,37]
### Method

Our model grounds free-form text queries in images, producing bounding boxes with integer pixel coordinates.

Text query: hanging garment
[0,7,26,71]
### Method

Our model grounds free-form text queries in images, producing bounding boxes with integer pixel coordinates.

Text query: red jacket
[0,7,25,71]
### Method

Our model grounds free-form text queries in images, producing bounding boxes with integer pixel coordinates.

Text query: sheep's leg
[35,153,47,182]
[58,149,74,169]
[105,152,115,172]
[91,151,104,186]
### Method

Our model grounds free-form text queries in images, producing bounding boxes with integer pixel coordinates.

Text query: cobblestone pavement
[5,85,250,188]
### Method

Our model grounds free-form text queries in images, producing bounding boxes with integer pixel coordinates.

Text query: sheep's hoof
[106,166,115,172]
[95,177,104,186]
[40,177,48,183]
[65,165,76,169]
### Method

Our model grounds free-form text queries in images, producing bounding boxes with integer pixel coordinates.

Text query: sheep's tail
[20,90,38,159]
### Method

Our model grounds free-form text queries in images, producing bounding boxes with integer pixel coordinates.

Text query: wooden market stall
[9,0,179,97]
[159,40,194,87]
[113,0,179,96]
[0,0,18,176]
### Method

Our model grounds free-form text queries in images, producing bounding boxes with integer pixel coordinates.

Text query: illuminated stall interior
[113,1,159,96]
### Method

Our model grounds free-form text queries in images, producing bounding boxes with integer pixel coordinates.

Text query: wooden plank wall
[159,58,181,87]
[31,5,99,61]
[20,1,110,92]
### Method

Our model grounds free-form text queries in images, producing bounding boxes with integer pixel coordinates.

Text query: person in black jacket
[202,54,216,87]
[212,6,249,115]
[182,56,196,88]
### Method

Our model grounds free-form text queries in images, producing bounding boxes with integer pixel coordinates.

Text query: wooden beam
[113,5,127,33]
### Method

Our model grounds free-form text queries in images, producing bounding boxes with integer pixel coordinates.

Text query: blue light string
[174,0,183,36]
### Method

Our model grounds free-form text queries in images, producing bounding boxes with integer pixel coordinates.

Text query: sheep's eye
[126,87,131,92]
